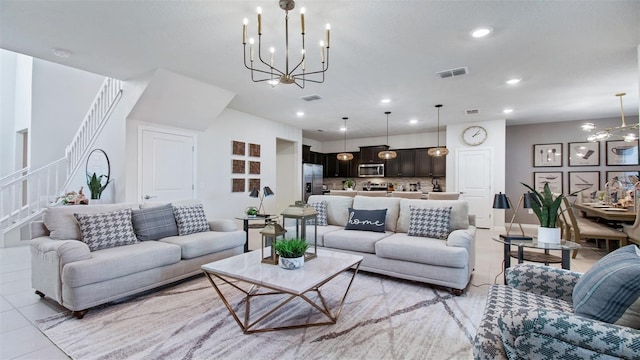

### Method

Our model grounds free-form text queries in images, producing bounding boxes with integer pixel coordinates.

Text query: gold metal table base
[203,262,361,334]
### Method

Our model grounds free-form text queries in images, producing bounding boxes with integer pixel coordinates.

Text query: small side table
[235,215,278,252]
[492,237,581,283]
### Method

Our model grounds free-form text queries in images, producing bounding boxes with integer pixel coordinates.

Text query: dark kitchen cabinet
[385,149,415,177]
[324,153,339,177]
[359,146,388,164]
[324,153,358,177]
[303,145,324,165]
[432,154,446,177]
[415,148,447,177]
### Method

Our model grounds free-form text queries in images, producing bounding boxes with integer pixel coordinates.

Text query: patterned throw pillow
[131,204,178,241]
[173,204,209,236]
[573,245,640,329]
[74,208,139,251]
[305,201,328,226]
[344,208,387,233]
[407,206,452,239]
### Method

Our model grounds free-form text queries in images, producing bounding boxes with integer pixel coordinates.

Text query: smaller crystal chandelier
[378,111,397,160]
[582,93,639,142]
[337,117,354,161]
[428,104,449,157]
[242,0,330,89]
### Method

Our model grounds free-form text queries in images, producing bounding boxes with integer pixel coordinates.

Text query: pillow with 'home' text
[344,208,387,233]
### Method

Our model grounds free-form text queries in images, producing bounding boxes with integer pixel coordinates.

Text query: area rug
[36,272,487,360]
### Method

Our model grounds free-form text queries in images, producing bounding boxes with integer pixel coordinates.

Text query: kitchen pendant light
[428,104,449,157]
[337,117,354,161]
[378,111,397,160]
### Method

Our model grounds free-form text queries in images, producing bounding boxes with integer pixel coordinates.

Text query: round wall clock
[462,126,488,146]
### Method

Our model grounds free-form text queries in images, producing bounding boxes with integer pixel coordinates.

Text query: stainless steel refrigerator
[303,163,323,202]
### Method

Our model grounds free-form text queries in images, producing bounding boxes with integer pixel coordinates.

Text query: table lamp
[493,192,533,240]
[249,186,275,216]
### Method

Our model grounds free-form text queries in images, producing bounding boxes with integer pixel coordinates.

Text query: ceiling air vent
[300,94,323,102]
[465,109,479,115]
[436,67,469,79]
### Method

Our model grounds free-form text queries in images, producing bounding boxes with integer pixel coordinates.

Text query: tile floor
[0,228,608,359]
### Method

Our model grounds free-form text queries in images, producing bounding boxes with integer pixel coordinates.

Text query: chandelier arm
[255,36,285,76]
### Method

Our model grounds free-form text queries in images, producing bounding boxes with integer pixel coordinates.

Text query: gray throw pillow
[407,206,451,239]
[573,245,640,329]
[131,204,178,241]
[173,204,209,236]
[344,208,387,233]
[74,208,138,251]
[306,201,328,226]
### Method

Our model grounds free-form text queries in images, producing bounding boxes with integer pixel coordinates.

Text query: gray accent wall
[506,115,639,225]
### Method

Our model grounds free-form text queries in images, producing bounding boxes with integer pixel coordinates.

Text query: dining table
[572,202,636,223]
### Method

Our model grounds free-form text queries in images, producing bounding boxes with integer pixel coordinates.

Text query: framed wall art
[249,143,261,157]
[606,171,640,190]
[232,178,245,192]
[248,178,261,192]
[568,171,599,195]
[568,142,600,166]
[533,172,563,193]
[249,161,260,175]
[232,141,245,156]
[606,140,639,166]
[232,160,245,174]
[533,143,563,167]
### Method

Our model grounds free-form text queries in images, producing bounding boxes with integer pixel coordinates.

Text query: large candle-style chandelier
[242,0,330,89]
[581,93,639,142]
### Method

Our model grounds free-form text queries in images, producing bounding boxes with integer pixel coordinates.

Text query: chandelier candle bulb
[257,7,262,35]
[242,18,248,44]
[300,8,305,34]
[326,24,331,47]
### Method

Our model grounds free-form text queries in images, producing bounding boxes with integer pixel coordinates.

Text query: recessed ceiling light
[296,111,304,117]
[380,98,391,104]
[51,48,72,58]
[409,119,418,124]
[506,78,521,85]
[503,108,514,114]
[471,27,493,38]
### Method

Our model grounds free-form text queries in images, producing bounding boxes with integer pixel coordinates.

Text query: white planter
[537,227,561,244]
[278,256,305,270]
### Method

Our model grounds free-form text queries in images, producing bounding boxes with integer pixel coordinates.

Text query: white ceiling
[1,0,639,142]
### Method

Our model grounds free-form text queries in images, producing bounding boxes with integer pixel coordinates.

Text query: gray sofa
[289,195,476,294]
[30,202,245,318]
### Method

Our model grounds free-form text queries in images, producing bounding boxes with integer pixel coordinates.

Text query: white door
[140,128,195,202]
[456,148,492,228]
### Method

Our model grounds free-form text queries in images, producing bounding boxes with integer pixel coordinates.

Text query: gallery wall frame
[533,172,563,193]
[605,171,640,189]
[605,140,639,166]
[533,143,563,167]
[567,142,600,167]
[568,171,600,195]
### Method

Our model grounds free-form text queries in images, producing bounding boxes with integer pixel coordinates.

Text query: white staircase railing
[64,77,123,190]
[0,77,123,242]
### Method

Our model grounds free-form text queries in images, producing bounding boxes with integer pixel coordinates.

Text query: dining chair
[355,190,388,197]
[560,197,628,258]
[621,205,639,245]
[427,192,460,200]
[329,190,357,197]
[390,191,423,199]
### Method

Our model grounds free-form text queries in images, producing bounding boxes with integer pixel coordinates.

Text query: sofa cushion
[62,241,182,288]
[323,229,392,254]
[573,245,640,329]
[352,196,401,232]
[160,230,245,259]
[375,233,468,268]
[43,203,137,240]
[397,199,469,233]
[131,204,178,241]
[173,204,209,235]
[407,206,451,240]
[308,195,353,226]
[306,201,328,226]
[345,208,387,233]
[74,208,139,251]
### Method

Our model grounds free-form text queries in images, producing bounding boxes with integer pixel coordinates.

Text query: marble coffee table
[201,248,363,334]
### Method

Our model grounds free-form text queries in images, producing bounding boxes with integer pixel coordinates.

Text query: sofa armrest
[498,308,640,359]
[447,226,476,272]
[506,264,582,302]
[208,219,238,232]
[30,237,91,303]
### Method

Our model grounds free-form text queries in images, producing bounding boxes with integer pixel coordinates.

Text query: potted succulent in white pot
[344,178,355,191]
[522,182,564,244]
[274,238,309,269]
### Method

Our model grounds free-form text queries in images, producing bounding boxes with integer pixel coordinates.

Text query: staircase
[0,78,123,245]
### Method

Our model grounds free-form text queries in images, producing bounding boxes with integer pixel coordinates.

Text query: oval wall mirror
[86,149,110,198]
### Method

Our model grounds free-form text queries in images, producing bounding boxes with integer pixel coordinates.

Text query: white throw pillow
[74,208,139,251]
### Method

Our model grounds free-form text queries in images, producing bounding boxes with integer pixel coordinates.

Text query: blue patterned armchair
[473,264,640,359]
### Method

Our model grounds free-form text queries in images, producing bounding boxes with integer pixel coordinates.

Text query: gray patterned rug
[36,272,487,360]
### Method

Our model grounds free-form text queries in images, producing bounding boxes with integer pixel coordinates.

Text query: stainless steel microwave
[358,164,384,177]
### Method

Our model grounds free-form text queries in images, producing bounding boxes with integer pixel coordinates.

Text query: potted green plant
[273,238,309,269]
[344,178,355,191]
[86,172,110,200]
[245,206,258,217]
[521,182,564,244]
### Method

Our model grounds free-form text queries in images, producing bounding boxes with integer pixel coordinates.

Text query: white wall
[30,59,105,170]
[318,132,439,154]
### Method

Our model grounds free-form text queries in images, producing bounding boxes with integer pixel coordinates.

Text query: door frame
[455,147,494,229]
[137,125,198,203]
